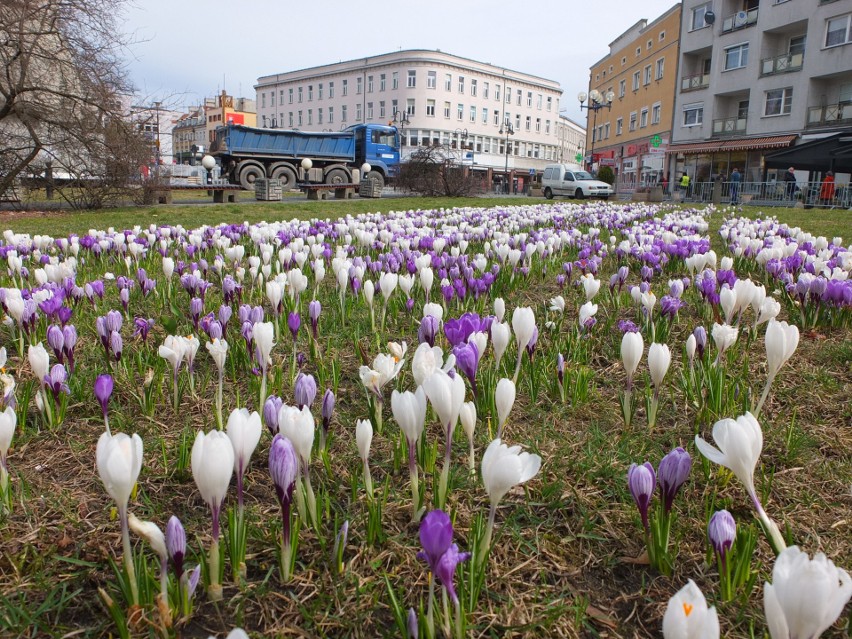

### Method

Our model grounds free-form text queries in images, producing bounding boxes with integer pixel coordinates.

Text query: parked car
[541,163,614,200]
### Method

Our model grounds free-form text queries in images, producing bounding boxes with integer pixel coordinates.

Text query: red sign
[593,150,615,160]
[226,113,245,125]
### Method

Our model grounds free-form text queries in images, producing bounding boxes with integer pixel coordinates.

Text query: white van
[541,164,614,200]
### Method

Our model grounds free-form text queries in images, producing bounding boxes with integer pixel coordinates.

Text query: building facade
[585,4,682,189]
[255,50,566,190]
[128,104,182,165]
[204,90,257,147]
[669,0,852,184]
[172,107,207,165]
[555,116,587,165]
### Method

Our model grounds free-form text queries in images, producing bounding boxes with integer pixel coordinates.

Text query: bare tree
[397,145,480,197]
[0,0,136,198]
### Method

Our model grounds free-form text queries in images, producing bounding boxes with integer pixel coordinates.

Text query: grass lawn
[0,201,849,638]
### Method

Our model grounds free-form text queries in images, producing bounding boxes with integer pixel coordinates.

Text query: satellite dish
[734,10,748,26]
[704,10,715,24]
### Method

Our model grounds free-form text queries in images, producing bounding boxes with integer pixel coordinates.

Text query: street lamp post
[578,89,614,174]
[453,128,469,164]
[392,109,410,139]
[499,120,515,194]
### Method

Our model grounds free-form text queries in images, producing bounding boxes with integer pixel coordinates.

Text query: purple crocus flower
[119,288,130,313]
[308,300,321,338]
[708,510,736,566]
[62,325,77,371]
[287,312,300,342]
[218,304,232,331]
[407,609,418,639]
[269,434,299,548]
[557,353,565,387]
[110,331,123,362]
[263,395,283,435]
[416,510,454,574]
[44,364,70,402]
[526,326,539,360]
[444,313,483,347]
[321,389,335,436]
[418,315,439,347]
[57,305,73,325]
[94,374,113,418]
[657,447,691,514]
[190,297,203,329]
[434,543,471,604]
[294,373,317,410]
[618,319,640,333]
[627,462,656,531]
[133,317,154,342]
[453,341,480,398]
[660,295,684,320]
[105,309,122,334]
[693,326,707,360]
[47,324,65,363]
[166,515,186,579]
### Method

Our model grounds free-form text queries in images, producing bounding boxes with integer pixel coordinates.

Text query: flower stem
[119,505,139,607]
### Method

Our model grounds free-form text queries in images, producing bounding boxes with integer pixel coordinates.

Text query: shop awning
[765,132,852,172]
[667,140,723,154]
[720,134,797,151]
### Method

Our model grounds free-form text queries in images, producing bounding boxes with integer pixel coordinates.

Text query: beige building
[204,90,257,147]
[172,107,207,164]
[555,116,586,165]
[255,50,565,190]
[584,4,681,188]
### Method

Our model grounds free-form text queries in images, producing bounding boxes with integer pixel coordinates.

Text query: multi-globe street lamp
[498,120,515,194]
[578,89,614,174]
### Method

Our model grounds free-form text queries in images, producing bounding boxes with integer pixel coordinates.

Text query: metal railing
[681,73,711,92]
[712,116,748,135]
[760,52,804,76]
[666,180,851,208]
[721,7,759,33]
[807,103,852,128]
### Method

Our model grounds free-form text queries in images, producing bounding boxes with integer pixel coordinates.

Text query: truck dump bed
[215,125,355,161]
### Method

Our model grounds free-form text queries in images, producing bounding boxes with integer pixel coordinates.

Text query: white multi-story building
[255,49,565,189]
[555,116,587,165]
[128,103,182,165]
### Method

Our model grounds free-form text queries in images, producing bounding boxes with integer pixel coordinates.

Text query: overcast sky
[124,0,678,124]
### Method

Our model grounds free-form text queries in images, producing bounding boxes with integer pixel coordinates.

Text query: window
[647,39,653,50]
[298,110,303,126]
[407,70,416,88]
[342,80,348,96]
[493,110,500,125]
[298,87,303,103]
[515,114,521,129]
[495,85,501,101]
[535,117,541,132]
[525,115,531,131]
[261,92,266,108]
[527,91,533,107]
[659,30,666,41]
[445,73,452,91]
[318,84,323,99]
[457,103,464,120]
[379,101,385,118]
[380,74,386,91]
[318,108,323,124]
[279,89,284,104]
[725,43,749,70]
[644,65,652,85]
[640,108,649,127]
[426,99,435,117]
[367,102,373,119]
[789,35,806,56]
[826,14,852,47]
[546,96,552,111]
[629,111,637,131]
[458,76,465,93]
[655,58,665,80]
[616,117,623,135]
[765,88,793,115]
[406,98,415,116]
[470,106,476,122]
[619,80,626,97]
[328,107,333,123]
[516,89,522,105]
[427,71,436,89]
[368,76,374,92]
[392,99,398,115]
[355,104,362,121]
[270,92,275,107]
[308,85,313,100]
[471,79,477,96]
[505,86,511,103]
[738,100,750,119]
[692,3,712,31]
[632,71,640,90]
[307,109,313,125]
[483,82,489,99]
[329,82,334,98]
[444,101,451,118]
[289,88,294,103]
[289,112,294,126]
[482,107,488,123]
[683,103,703,126]
[537,94,542,109]
[652,103,661,124]
[341,105,347,122]
[604,123,610,138]
[636,47,641,56]
[622,56,627,65]
[392,72,399,89]
[545,119,550,133]
[356,77,363,94]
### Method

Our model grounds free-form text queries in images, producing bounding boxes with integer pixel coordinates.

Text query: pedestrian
[729,167,741,205]
[819,171,835,206]
[784,167,798,200]
[679,172,690,198]
[661,173,669,195]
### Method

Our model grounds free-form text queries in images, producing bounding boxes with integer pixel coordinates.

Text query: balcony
[806,103,852,128]
[760,52,804,76]
[721,7,758,33]
[712,116,748,136]
[681,73,710,92]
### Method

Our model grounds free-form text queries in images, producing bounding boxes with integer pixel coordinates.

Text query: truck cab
[351,124,401,178]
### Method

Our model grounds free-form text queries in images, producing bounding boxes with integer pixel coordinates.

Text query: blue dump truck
[210,123,400,191]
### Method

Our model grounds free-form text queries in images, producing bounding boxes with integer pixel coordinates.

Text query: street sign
[651,135,662,148]
[529,168,535,176]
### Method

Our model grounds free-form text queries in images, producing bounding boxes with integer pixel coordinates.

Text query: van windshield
[574,171,594,180]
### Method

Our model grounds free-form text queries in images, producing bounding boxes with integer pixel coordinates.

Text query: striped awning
[667,140,723,154]
[720,135,797,150]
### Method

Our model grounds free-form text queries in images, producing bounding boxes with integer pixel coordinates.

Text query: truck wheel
[270,165,297,190]
[544,187,553,199]
[239,164,264,190]
[325,168,349,185]
[575,188,585,199]
[366,171,385,189]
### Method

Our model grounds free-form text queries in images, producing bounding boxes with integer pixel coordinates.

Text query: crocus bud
[495,378,516,432]
[685,334,697,364]
[708,510,736,563]
[657,447,691,513]
[94,374,114,418]
[693,326,707,359]
[263,395,283,435]
[321,389,335,435]
[764,320,799,379]
[355,418,372,463]
[287,312,300,342]
[621,332,644,383]
[407,608,418,639]
[648,343,672,389]
[166,515,186,578]
[294,373,317,410]
[416,509,453,573]
[627,462,655,531]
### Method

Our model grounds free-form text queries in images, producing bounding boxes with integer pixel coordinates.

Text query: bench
[298,183,359,201]
[152,184,243,204]
[0,186,22,203]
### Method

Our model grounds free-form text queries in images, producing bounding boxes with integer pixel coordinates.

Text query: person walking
[679,172,690,199]
[729,167,742,205]
[784,167,798,200]
[819,171,835,206]
[661,173,669,195]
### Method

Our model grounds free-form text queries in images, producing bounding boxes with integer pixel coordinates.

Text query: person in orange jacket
[819,171,835,206]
